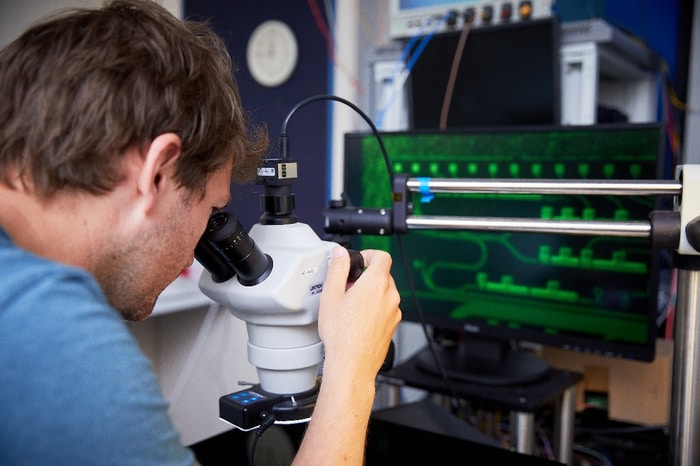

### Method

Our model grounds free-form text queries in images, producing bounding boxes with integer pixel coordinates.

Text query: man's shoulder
[0,234,100,302]
[0,239,196,465]
[0,235,117,350]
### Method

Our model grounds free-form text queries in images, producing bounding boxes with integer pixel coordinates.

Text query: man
[0,1,402,464]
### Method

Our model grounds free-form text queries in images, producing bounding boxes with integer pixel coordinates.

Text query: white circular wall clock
[246,20,299,88]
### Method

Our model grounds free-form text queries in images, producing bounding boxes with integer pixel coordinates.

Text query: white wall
[0,0,182,48]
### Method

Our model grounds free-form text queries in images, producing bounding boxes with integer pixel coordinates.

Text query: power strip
[389,0,554,38]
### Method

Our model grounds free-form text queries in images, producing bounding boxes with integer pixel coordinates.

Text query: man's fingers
[323,246,350,298]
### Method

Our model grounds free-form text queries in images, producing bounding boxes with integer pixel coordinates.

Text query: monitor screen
[341,124,665,385]
[409,18,560,128]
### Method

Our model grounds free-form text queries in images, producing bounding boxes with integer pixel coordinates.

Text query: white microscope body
[198,220,336,395]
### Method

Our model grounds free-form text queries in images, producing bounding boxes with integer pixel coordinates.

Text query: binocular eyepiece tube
[195,211,273,285]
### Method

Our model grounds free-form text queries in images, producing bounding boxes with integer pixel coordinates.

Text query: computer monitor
[341,124,665,385]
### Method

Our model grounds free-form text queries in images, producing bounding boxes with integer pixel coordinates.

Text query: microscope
[195,157,337,431]
[193,96,371,432]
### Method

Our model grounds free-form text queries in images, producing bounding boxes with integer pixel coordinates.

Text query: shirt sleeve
[0,263,199,466]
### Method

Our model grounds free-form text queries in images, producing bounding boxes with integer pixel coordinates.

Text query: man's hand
[319,247,401,378]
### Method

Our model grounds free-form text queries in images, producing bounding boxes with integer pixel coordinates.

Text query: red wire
[307,0,364,96]
[664,85,680,164]
[664,268,677,340]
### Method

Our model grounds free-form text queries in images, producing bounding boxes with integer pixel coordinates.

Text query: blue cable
[375,18,435,128]
[375,12,453,129]
[404,17,445,72]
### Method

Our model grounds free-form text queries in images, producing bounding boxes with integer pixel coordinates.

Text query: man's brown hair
[0,0,267,200]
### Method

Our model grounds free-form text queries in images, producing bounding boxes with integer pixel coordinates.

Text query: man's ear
[136,132,182,214]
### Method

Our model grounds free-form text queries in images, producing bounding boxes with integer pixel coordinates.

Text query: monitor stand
[414,336,550,386]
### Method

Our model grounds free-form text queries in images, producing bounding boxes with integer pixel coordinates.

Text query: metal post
[670,267,700,466]
[554,385,576,465]
[510,411,535,455]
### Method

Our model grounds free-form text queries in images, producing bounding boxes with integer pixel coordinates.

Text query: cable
[395,236,467,419]
[577,423,669,435]
[439,18,472,130]
[280,94,391,181]
[248,411,277,466]
[381,16,439,108]
[375,12,453,129]
[375,19,441,128]
[282,94,468,419]
[537,426,556,461]
[322,0,334,29]
[663,78,681,165]
[307,0,364,97]
[574,444,614,466]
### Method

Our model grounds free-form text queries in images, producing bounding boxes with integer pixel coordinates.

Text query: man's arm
[293,247,401,465]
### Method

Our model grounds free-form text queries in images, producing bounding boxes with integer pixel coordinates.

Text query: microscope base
[219,382,319,431]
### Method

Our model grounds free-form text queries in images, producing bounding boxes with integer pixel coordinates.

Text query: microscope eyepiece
[195,211,273,285]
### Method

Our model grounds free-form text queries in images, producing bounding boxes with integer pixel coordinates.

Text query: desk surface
[381,350,581,412]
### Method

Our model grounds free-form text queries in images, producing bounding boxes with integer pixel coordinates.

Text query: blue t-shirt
[0,228,198,465]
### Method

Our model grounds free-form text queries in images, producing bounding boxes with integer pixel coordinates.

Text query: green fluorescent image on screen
[343,124,664,380]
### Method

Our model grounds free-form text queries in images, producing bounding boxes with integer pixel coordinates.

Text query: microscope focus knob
[685,216,700,253]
